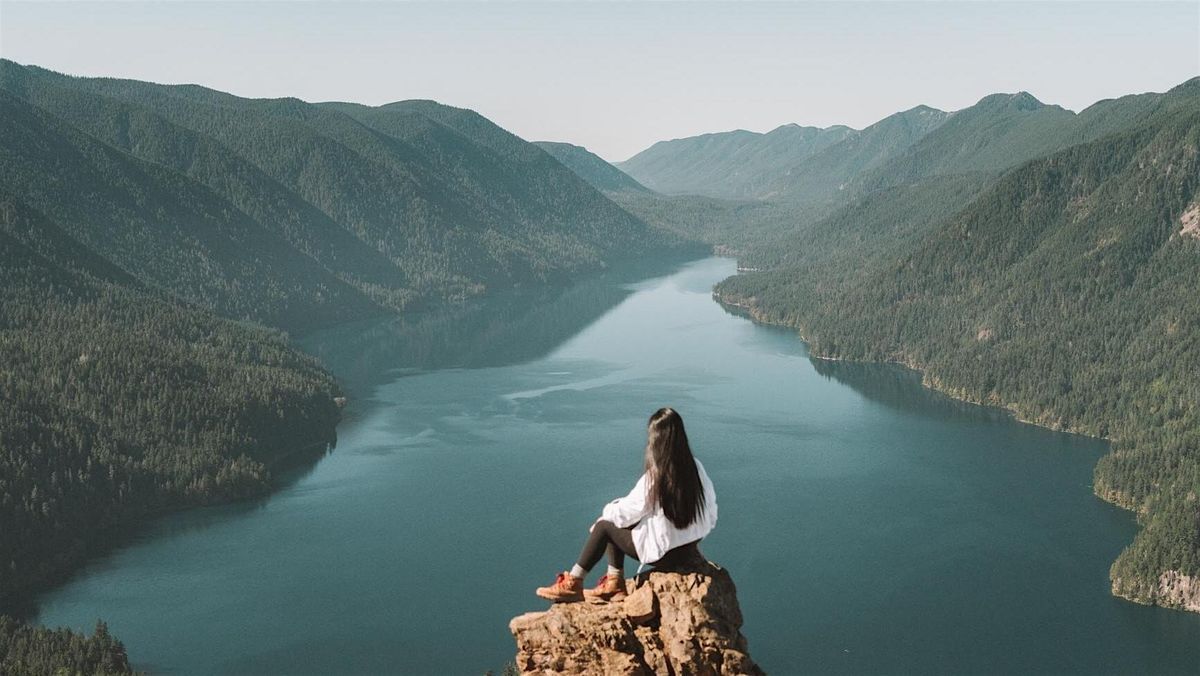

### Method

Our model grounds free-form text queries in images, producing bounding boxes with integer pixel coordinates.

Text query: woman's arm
[599,472,651,528]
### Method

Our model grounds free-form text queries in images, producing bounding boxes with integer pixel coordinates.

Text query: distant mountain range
[535,140,794,248]
[617,123,855,199]
[618,87,1193,210]
[767,105,950,205]
[0,60,692,331]
[535,141,652,194]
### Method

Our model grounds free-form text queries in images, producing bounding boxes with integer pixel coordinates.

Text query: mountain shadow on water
[5,434,338,622]
[299,256,699,396]
[810,357,1026,427]
[718,300,1039,428]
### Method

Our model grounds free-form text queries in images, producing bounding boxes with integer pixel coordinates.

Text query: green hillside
[0,199,343,609]
[715,81,1200,609]
[765,105,950,205]
[0,89,383,330]
[0,61,690,327]
[618,123,854,199]
[620,87,1191,257]
[856,92,1078,191]
[534,141,651,194]
[528,138,791,253]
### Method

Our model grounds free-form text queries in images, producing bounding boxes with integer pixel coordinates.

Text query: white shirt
[598,458,717,564]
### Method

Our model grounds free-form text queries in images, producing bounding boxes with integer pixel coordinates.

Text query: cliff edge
[509,551,763,675]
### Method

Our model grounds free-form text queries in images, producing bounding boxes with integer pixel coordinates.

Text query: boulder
[510,551,763,675]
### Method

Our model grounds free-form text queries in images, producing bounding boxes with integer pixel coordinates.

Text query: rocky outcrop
[1157,570,1200,612]
[510,550,763,675]
[1178,201,1200,239]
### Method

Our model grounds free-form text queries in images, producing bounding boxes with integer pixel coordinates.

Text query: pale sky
[1,1,1197,161]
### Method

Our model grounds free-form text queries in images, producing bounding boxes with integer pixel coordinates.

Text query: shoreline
[12,253,705,622]
[5,425,340,623]
[710,288,1198,612]
[714,289,1106,438]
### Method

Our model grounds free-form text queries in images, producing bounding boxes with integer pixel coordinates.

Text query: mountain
[743,82,1200,267]
[534,141,651,194]
[0,88,384,331]
[715,78,1200,611]
[764,105,950,204]
[0,60,690,331]
[852,87,1200,197]
[614,93,1093,245]
[855,91,1077,191]
[621,87,1189,234]
[0,197,344,609]
[613,91,1102,253]
[530,138,798,252]
[618,123,855,199]
[744,172,996,284]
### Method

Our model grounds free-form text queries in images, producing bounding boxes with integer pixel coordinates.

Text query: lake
[33,257,1200,674]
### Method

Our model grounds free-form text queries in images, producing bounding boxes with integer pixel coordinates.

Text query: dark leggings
[576,519,639,572]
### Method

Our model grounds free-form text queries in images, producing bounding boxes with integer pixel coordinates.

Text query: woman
[536,407,718,603]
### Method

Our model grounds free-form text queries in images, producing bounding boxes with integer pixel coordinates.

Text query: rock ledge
[510,552,763,675]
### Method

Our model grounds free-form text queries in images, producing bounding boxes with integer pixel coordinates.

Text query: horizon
[5,55,1196,161]
[1,1,1196,161]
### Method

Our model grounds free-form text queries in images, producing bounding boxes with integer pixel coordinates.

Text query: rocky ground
[510,551,763,675]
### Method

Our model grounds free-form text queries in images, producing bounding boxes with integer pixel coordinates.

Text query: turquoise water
[33,257,1200,674]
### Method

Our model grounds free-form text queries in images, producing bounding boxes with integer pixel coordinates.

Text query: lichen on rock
[510,550,763,675]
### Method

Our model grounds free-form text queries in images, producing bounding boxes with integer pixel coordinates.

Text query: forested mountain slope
[743,172,997,283]
[618,123,854,199]
[528,139,794,249]
[727,83,1200,271]
[534,141,651,194]
[616,92,1093,252]
[764,105,950,205]
[622,87,1192,256]
[716,81,1200,610]
[855,91,1078,191]
[0,60,689,329]
[0,89,382,331]
[0,199,343,609]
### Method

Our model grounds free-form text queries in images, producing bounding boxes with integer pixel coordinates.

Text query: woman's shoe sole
[536,590,583,603]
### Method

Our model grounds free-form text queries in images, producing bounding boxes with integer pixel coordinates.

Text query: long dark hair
[644,407,705,529]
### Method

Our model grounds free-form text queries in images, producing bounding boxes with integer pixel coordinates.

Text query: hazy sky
[1,1,1197,161]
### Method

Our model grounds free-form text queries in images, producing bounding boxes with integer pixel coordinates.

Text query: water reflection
[300,256,694,395]
[810,357,1017,426]
[717,299,1025,428]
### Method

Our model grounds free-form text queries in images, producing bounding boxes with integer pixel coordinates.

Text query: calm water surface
[34,257,1200,674]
